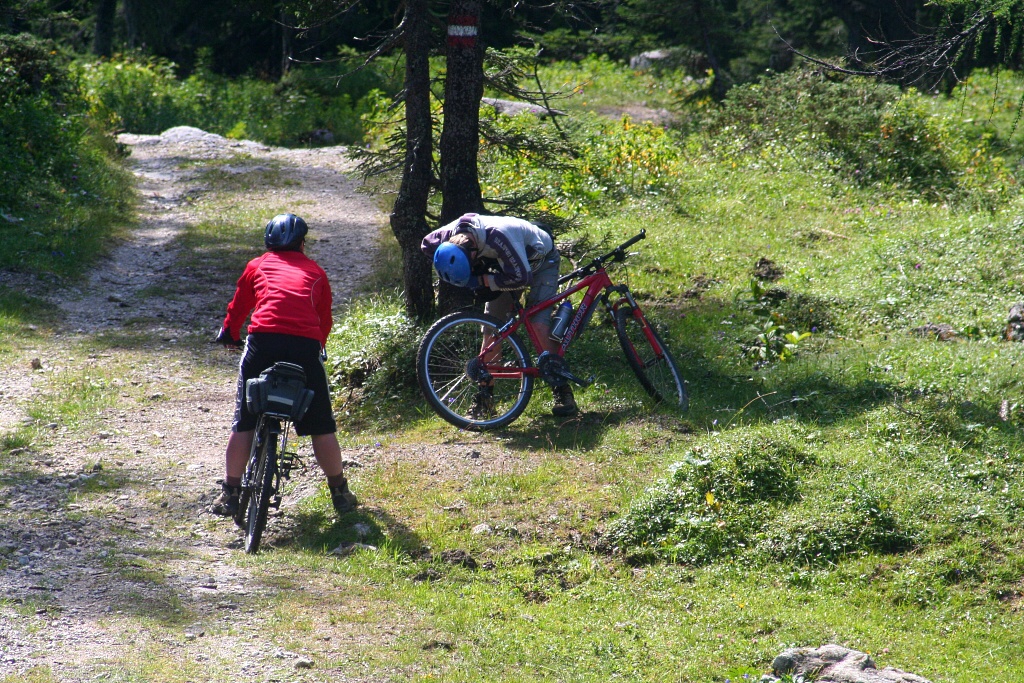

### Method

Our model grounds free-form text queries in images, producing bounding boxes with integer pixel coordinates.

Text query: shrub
[326,294,423,408]
[0,33,133,276]
[604,429,811,564]
[703,67,1017,208]
[76,51,397,146]
[755,479,916,565]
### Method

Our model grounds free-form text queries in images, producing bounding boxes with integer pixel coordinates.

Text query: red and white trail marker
[448,16,478,47]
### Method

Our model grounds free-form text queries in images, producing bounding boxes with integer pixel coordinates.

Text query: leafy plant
[0,33,134,276]
[76,51,398,146]
[325,293,423,412]
[736,279,813,364]
[604,429,812,565]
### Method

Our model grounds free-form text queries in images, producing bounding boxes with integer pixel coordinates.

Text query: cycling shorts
[232,332,336,436]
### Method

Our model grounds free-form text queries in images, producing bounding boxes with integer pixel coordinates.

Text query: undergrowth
[0,33,135,278]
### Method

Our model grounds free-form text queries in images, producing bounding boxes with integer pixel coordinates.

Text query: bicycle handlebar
[558,229,646,285]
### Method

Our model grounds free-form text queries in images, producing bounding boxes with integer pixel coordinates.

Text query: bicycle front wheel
[614,305,688,410]
[417,312,534,430]
[244,422,277,554]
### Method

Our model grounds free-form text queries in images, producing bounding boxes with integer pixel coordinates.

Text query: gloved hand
[474,287,502,303]
[215,327,242,348]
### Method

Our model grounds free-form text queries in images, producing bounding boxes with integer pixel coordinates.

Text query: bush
[76,50,397,146]
[325,294,423,411]
[0,33,134,276]
[604,428,811,565]
[703,67,1017,208]
[755,479,916,565]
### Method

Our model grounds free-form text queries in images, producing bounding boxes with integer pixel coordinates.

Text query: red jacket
[222,251,332,346]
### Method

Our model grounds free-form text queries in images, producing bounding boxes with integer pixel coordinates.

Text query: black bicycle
[233,362,313,554]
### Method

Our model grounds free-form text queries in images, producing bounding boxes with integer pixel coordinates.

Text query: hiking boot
[467,386,495,420]
[210,482,241,516]
[551,384,578,417]
[330,479,359,515]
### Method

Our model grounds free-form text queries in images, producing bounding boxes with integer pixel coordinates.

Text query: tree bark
[440,0,485,222]
[389,0,436,321]
[438,0,485,314]
[92,0,117,57]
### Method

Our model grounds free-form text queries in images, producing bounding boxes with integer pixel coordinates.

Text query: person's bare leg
[310,433,344,479]
[225,429,254,482]
[313,432,358,513]
[212,429,253,515]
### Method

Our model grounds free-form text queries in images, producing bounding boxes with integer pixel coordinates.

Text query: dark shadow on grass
[277,505,426,558]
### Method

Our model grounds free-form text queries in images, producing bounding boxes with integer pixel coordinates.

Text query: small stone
[328,542,377,556]
[294,657,314,669]
[471,523,493,536]
[30,358,42,370]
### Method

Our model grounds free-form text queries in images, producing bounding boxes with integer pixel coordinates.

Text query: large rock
[770,645,932,683]
[629,49,672,70]
[1004,302,1024,341]
[481,97,565,118]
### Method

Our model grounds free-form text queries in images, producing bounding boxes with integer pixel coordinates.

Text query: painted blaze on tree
[447,15,478,48]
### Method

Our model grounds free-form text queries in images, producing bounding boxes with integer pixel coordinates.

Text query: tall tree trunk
[92,0,117,57]
[693,0,730,100]
[389,0,435,321]
[440,0,484,223]
[438,0,485,314]
[280,8,292,77]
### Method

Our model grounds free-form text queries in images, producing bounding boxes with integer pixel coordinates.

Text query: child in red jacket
[212,213,357,518]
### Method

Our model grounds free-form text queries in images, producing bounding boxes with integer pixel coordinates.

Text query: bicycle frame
[479,230,667,381]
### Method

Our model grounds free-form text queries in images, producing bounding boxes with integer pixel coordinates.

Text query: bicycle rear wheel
[614,305,688,409]
[243,421,277,554]
[417,312,534,430]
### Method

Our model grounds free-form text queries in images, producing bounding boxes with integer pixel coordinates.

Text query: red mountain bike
[416,230,687,430]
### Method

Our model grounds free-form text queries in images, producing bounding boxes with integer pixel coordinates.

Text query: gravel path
[0,127,398,681]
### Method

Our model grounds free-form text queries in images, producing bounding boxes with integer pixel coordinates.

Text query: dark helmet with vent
[264,213,308,251]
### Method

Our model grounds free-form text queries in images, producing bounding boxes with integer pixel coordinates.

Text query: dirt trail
[0,127,399,681]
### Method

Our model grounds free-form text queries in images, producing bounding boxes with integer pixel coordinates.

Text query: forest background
[6,0,1024,681]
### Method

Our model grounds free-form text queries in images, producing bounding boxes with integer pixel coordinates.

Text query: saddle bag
[245,362,314,422]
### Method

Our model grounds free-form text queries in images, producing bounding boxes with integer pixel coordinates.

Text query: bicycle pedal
[556,370,593,387]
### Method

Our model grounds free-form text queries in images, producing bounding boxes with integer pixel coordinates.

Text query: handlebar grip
[620,229,646,250]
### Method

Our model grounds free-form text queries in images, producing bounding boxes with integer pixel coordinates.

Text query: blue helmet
[433,242,472,286]
[264,213,308,251]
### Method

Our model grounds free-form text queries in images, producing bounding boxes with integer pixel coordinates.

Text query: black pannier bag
[245,362,314,422]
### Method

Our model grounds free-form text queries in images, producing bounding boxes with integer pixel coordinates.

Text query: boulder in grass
[911,323,957,341]
[769,645,932,683]
[1005,302,1024,341]
[481,97,565,118]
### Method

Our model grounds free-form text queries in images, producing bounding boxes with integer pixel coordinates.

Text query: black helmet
[264,213,308,251]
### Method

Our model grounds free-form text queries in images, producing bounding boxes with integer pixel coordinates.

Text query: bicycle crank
[538,352,593,388]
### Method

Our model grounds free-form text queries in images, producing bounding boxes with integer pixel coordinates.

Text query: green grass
[7,53,1024,682]
[314,66,1024,682]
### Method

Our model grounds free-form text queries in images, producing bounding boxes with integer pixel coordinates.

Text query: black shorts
[232,332,337,436]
